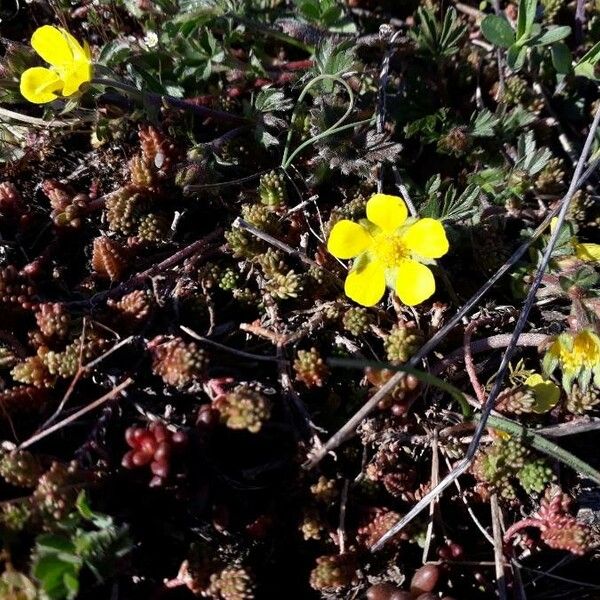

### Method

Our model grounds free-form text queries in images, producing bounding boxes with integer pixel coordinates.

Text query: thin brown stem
[464,320,487,404]
[19,378,133,450]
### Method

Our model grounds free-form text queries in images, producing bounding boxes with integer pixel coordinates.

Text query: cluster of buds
[35,303,71,341]
[366,368,420,414]
[504,486,591,555]
[149,336,209,390]
[139,125,178,175]
[213,385,272,434]
[384,322,423,364]
[32,461,82,526]
[207,565,256,600]
[293,347,329,388]
[357,507,406,549]
[342,306,372,336]
[107,290,154,326]
[42,179,89,229]
[92,236,128,280]
[0,448,44,487]
[258,170,286,208]
[121,422,188,486]
[472,436,553,499]
[309,553,358,592]
[0,266,36,310]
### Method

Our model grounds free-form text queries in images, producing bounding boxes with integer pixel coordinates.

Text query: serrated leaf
[471,109,499,137]
[480,15,515,48]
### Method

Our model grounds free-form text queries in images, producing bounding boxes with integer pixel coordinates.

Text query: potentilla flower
[20,25,92,104]
[543,329,600,391]
[327,194,449,306]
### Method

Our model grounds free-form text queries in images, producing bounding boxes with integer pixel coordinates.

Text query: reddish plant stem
[463,321,489,404]
[503,518,544,542]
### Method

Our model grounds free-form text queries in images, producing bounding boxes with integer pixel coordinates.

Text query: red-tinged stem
[503,518,545,543]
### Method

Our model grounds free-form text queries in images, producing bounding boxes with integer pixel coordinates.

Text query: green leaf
[533,25,571,46]
[507,43,527,70]
[542,349,558,376]
[573,40,600,79]
[574,42,600,80]
[517,0,538,41]
[576,39,600,67]
[551,42,572,74]
[62,573,79,598]
[471,108,500,137]
[574,62,597,80]
[36,536,76,554]
[480,15,515,47]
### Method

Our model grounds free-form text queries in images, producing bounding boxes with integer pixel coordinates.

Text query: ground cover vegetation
[0,0,600,598]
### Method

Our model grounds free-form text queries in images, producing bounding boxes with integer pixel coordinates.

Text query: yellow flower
[544,329,600,390]
[327,194,449,306]
[20,25,92,104]
[550,217,600,264]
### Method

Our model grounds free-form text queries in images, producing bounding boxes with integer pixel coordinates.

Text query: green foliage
[311,40,356,84]
[419,177,480,222]
[514,131,552,176]
[470,109,500,138]
[292,0,355,32]
[574,41,600,80]
[481,0,571,72]
[413,7,467,59]
[480,15,515,48]
[31,493,132,600]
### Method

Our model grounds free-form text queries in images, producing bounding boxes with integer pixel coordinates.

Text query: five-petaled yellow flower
[327,194,449,306]
[544,329,600,390]
[20,25,93,104]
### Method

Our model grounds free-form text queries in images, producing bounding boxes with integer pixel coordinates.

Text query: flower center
[372,233,408,267]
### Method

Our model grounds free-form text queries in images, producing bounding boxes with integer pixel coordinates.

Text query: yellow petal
[19,67,63,104]
[327,220,372,259]
[61,29,90,63]
[366,194,408,232]
[61,61,93,96]
[344,260,386,306]
[575,242,600,262]
[402,218,449,259]
[394,260,435,306]
[31,25,74,67]
[525,373,560,414]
